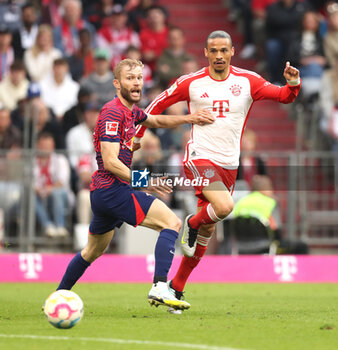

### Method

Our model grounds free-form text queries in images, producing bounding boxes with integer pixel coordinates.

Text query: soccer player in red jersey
[134,30,301,312]
[56,59,215,311]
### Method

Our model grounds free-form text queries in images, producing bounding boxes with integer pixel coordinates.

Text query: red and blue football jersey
[90,97,147,191]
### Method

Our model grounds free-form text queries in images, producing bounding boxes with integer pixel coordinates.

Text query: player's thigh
[202,181,234,217]
[82,229,115,262]
[140,198,181,232]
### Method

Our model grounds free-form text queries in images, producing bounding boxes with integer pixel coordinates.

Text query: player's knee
[213,199,234,219]
[163,214,182,232]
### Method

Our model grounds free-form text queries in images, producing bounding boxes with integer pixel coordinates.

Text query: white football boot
[148,281,190,311]
[181,214,198,257]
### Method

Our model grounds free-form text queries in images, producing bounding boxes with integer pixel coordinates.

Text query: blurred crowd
[0,0,336,245]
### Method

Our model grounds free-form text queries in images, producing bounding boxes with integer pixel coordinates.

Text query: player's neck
[118,93,134,110]
[208,66,230,81]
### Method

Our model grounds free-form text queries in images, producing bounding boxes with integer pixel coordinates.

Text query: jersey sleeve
[134,107,148,125]
[98,107,123,143]
[250,75,301,104]
[135,77,190,138]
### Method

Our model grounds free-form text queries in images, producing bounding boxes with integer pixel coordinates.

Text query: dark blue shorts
[89,182,156,234]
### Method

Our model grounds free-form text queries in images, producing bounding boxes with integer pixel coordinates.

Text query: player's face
[118,66,144,104]
[204,37,234,73]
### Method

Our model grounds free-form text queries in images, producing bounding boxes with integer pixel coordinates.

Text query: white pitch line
[0,334,247,350]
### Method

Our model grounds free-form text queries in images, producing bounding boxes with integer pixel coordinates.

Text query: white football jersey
[137,66,300,168]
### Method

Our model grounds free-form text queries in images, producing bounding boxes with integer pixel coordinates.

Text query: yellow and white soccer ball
[43,290,84,329]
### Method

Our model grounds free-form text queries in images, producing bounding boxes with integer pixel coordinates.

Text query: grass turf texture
[0,283,337,350]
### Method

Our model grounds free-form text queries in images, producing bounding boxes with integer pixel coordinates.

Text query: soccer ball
[43,290,84,329]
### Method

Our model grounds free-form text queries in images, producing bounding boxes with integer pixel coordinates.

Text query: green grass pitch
[0,283,337,350]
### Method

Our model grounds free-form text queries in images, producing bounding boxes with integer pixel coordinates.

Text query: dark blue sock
[57,252,91,290]
[153,229,178,283]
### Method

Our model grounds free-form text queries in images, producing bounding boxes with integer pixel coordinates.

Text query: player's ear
[113,79,120,90]
[231,46,235,57]
[204,47,208,58]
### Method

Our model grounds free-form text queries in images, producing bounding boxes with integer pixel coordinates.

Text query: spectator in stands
[40,58,80,120]
[0,0,21,32]
[97,4,141,69]
[29,98,65,150]
[324,3,338,69]
[62,87,94,135]
[66,101,99,225]
[233,175,308,254]
[66,100,99,169]
[67,28,94,82]
[181,56,199,75]
[0,104,22,150]
[0,61,29,112]
[80,48,115,108]
[265,0,305,84]
[53,0,96,57]
[25,98,65,150]
[0,25,14,82]
[139,5,169,72]
[319,53,338,146]
[34,132,72,238]
[156,26,193,88]
[12,2,39,60]
[24,24,62,83]
[237,128,267,188]
[124,45,153,89]
[41,0,63,28]
[288,10,326,97]
[128,0,164,32]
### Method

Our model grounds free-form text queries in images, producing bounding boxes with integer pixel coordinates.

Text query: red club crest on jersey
[230,84,242,96]
[106,121,119,135]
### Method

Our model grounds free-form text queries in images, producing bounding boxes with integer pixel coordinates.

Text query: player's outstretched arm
[141,109,215,129]
[283,61,300,83]
[101,141,131,182]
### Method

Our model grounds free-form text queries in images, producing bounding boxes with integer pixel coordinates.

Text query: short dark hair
[147,5,167,17]
[22,2,35,11]
[53,58,68,66]
[205,30,232,48]
[37,131,54,142]
[10,60,26,72]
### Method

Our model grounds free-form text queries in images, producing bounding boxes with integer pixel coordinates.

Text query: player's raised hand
[283,61,299,81]
[191,109,216,126]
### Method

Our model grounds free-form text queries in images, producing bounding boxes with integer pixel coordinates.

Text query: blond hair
[113,59,144,81]
[32,24,53,58]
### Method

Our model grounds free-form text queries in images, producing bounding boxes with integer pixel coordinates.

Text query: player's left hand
[283,61,299,81]
[190,109,216,126]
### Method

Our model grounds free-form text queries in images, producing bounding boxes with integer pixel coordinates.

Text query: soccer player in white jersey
[134,30,301,310]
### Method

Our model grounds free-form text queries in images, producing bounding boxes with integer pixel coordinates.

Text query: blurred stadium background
[0,0,337,256]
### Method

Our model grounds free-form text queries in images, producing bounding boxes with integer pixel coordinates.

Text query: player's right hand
[190,109,215,126]
[147,176,173,195]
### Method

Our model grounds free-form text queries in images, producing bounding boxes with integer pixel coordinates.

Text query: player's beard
[120,84,142,104]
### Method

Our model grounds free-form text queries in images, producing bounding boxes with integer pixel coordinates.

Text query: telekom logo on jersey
[212,100,230,118]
